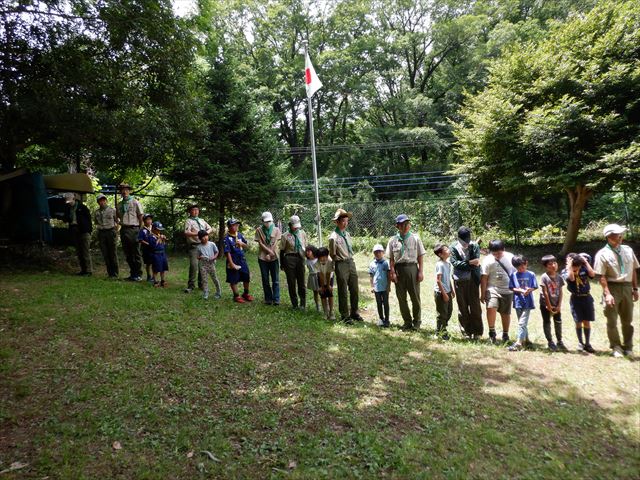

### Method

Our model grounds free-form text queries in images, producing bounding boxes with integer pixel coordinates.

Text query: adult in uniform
[184,204,212,293]
[449,226,483,339]
[329,208,362,324]
[387,214,425,330]
[94,193,119,278]
[279,215,307,309]
[255,211,282,305]
[64,192,93,276]
[594,223,639,358]
[116,184,143,281]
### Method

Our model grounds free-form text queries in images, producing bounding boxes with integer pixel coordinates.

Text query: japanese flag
[305,52,322,98]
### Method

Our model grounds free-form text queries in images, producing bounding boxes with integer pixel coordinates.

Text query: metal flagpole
[303,40,323,246]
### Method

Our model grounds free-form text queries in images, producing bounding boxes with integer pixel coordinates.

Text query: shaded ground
[1,249,639,478]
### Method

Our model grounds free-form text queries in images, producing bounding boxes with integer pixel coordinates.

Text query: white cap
[289,215,301,228]
[261,211,273,223]
[64,192,75,204]
[372,244,385,253]
[603,223,627,237]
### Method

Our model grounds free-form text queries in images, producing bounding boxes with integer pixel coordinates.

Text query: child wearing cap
[149,221,169,287]
[224,218,253,303]
[305,245,322,312]
[369,244,390,327]
[197,230,221,300]
[433,244,454,339]
[317,247,335,320]
[138,213,155,283]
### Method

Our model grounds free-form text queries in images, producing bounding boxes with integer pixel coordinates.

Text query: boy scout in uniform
[387,214,426,330]
[184,204,213,293]
[329,208,362,324]
[94,193,119,278]
[279,215,307,310]
[594,224,639,358]
[116,184,143,281]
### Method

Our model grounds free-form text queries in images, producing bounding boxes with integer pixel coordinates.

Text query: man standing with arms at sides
[64,192,93,276]
[116,184,143,281]
[94,193,119,278]
[329,209,362,324]
[387,214,426,330]
[184,204,212,293]
[450,226,483,339]
[594,224,639,358]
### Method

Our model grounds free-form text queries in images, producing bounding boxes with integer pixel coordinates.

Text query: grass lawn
[1,247,639,479]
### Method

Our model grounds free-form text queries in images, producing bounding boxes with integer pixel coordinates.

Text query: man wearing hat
[449,226,483,339]
[184,204,212,293]
[387,214,426,330]
[116,184,143,281]
[223,218,253,303]
[329,208,362,323]
[279,215,308,309]
[594,224,639,358]
[94,193,119,278]
[64,192,93,276]
[255,211,282,305]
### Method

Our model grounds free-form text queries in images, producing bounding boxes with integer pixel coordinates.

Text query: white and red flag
[305,52,322,98]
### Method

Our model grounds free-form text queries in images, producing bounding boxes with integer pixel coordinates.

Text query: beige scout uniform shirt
[280,229,308,256]
[254,226,282,261]
[594,244,639,283]
[184,217,212,246]
[94,206,118,230]
[117,197,143,226]
[328,230,353,262]
[386,233,426,265]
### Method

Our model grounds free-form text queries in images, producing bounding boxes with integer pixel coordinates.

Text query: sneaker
[203,292,209,300]
[146,276,154,283]
[576,343,585,353]
[329,312,336,321]
[612,346,624,358]
[556,342,568,352]
[214,293,222,299]
[184,287,193,293]
[234,296,246,304]
[624,350,635,359]
[351,313,364,322]
[508,342,522,352]
[343,316,354,325]
[502,334,510,344]
[382,321,390,328]
[242,293,254,302]
[132,276,142,282]
[377,319,385,327]
[489,335,498,345]
[153,281,161,288]
[584,344,595,354]
[547,342,558,352]
[471,334,480,341]
[442,332,450,341]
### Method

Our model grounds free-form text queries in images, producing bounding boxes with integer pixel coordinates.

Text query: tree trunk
[561,185,592,256]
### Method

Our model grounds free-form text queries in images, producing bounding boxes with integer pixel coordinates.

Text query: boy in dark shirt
[224,218,253,303]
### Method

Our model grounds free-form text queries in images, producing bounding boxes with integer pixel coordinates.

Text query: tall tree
[453,0,640,254]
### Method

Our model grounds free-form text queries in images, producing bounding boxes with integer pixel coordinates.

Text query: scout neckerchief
[289,227,303,254]
[119,195,133,216]
[262,223,274,245]
[190,215,204,231]
[396,229,412,257]
[606,243,625,275]
[334,227,353,255]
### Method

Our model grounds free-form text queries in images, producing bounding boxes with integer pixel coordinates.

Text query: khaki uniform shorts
[486,289,513,315]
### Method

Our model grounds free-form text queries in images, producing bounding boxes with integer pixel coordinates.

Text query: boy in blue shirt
[224,218,253,303]
[508,255,538,351]
[563,253,596,353]
[434,244,455,340]
[369,244,390,327]
[149,221,169,287]
[138,213,155,282]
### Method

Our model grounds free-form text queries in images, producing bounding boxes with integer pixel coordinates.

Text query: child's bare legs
[314,291,320,311]
[146,264,152,280]
[230,283,240,297]
[501,313,511,341]
[328,296,335,320]
[160,271,166,286]
[487,307,497,340]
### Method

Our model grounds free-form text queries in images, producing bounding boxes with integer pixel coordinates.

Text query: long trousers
[395,263,421,329]
[120,226,142,278]
[258,258,280,304]
[335,258,359,319]
[283,254,306,308]
[454,278,483,336]
[98,228,119,277]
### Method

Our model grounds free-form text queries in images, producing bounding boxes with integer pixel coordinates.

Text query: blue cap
[152,221,165,231]
[227,218,241,227]
[395,214,410,224]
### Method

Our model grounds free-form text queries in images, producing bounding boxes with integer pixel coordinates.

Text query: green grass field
[1,249,639,478]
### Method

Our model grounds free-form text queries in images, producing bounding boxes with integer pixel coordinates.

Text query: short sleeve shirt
[118,197,143,226]
[434,260,453,293]
[317,258,334,286]
[369,259,390,292]
[254,226,282,261]
[223,233,247,264]
[481,252,515,294]
[509,270,538,309]
[386,233,426,264]
[185,217,212,246]
[562,267,592,295]
[197,241,219,261]
[138,227,153,247]
[94,206,118,230]
[280,230,308,255]
[328,230,353,261]
[594,244,639,283]
[540,273,564,307]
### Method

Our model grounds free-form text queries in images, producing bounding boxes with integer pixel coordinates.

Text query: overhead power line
[277,140,436,155]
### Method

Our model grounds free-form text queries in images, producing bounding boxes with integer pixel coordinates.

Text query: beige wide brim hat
[332,208,353,221]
